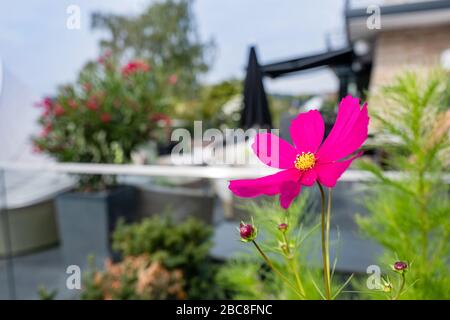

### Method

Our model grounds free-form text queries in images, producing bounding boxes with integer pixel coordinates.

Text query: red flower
[98,50,112,64]
[100,113,111,123]
[229,95,369,209]
[121,60,150,76]
[54,104,65,117]
[87,97,99,110]
[83,83,93,92]
[36,97,53,116]
[40,123,52,137]
[168,74,178,85]
[150,113,172,126]
[67,99,77,109]
[32,142,43,154]
[42,97,53,108]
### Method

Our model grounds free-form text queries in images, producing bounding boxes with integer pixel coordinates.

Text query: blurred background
[0,0,449,300]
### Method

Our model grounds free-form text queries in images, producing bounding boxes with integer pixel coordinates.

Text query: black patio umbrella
[241,46,272,129]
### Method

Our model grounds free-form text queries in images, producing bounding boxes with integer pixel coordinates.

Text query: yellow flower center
[294,152,316,171]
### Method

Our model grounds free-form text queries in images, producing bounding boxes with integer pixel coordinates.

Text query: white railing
[0,162,449,182]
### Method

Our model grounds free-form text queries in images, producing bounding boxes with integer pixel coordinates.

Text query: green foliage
[175,79,242,130]
[357,70,450,299]
[216,194,347,299]
[33,56,171,190]
[112,216,223,299]
[320,96,338,124]
[92,0,214,99]
[268,94,312,126]
[37,286,58,300]
[216,258,284,299]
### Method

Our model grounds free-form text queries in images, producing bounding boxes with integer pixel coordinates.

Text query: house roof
[347,0,450,19]
[346,0,450,41]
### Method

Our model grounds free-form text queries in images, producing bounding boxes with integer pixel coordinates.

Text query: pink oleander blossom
[40,123,52,137]
[87,96,99,111]
[100,112,111,123]
[168,74,178,85]
[67,99,77,109]
[53,103,65,117]
[121,60,150,76]
[229,95,369,209]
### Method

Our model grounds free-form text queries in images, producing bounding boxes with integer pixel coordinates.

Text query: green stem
[252,240,305,299]
[393,273,406,300]
[326,188,332,283]
[281,232,306,297]
[417,170,428,261]
[318,182,331,300]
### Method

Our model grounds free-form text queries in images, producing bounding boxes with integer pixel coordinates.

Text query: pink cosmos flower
[121,60,150,76]
[229,95,369,209]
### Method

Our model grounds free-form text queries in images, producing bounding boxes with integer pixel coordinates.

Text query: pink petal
[315,152,363,188]
[290,110,325,153]
[300,169,317,186]
[252,133,297,169]
[316,96,369,162]
[280,180,302,209]
[229,169,300,198]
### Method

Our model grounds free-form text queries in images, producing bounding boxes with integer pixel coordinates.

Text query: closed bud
[278,223,288,232]
[239,222,257,242]
[393,261,408,273]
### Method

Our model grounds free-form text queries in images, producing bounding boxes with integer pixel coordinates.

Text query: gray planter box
[137,183,214,224]
[55,186,137,269]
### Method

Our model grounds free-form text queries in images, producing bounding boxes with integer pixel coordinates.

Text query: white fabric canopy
[0,57,73,208]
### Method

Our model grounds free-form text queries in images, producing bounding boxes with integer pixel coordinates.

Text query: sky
[0,0,346,98]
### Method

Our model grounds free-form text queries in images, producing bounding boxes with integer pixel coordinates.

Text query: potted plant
[32,53,172,267]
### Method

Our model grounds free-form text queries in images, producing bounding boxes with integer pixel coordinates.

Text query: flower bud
[278,223,288,232]
[381,278,393,293]
[239,222,257,242]
[393,261,408,272]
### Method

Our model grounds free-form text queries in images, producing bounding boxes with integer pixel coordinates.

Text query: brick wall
[369,24,450,91]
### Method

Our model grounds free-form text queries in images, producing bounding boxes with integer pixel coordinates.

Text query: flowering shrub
[82,254,185,300]
[111,216,224,299]
[32,54,172,190]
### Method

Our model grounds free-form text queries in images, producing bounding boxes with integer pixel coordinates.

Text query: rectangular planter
[55,185,137,269]
[137,183,214,224]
